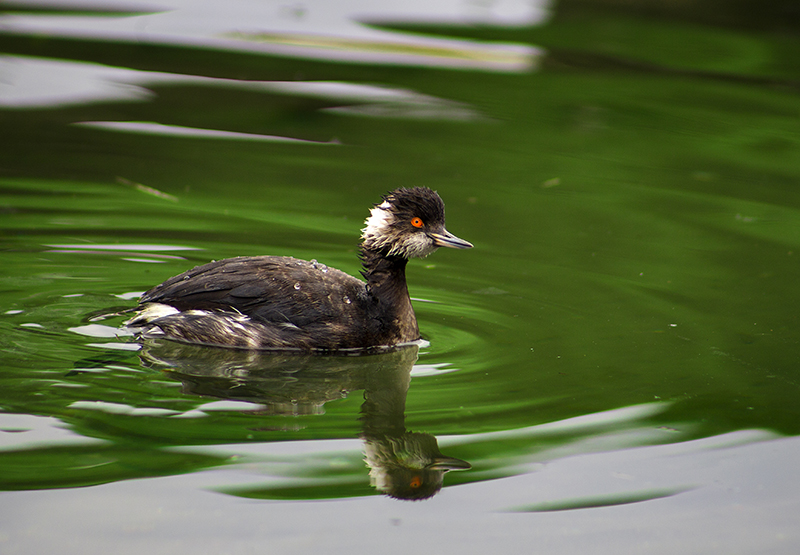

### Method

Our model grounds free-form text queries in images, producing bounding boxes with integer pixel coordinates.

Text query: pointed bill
[430,229,473,249]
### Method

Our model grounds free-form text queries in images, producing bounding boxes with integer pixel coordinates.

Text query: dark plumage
[126,187,472,351]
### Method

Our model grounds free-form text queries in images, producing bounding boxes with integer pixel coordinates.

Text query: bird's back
[133,256,386,350]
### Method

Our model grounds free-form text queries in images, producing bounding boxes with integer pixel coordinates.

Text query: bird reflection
[138,341,470,500]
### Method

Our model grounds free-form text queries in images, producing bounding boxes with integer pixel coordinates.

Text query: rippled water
[2,0,800,553]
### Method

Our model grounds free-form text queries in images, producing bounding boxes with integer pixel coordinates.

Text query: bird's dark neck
[360,246,419,342]
[360,246,409,297]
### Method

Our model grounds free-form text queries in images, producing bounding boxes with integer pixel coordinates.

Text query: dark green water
[1,1,799,552]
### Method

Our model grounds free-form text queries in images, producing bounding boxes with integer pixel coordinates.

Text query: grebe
[126,187,472,351]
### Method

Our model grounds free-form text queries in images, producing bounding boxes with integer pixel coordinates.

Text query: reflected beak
[430,230,473,249]
[427,456,472,471]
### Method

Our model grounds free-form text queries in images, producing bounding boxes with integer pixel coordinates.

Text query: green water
[1,0,799,552]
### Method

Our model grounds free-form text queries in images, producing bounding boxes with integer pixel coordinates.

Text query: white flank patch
[184,309,213,317]
[124,303,179,326]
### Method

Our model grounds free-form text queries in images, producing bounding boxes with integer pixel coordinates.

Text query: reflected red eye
[411,217,424,228]
[409,475,422,488]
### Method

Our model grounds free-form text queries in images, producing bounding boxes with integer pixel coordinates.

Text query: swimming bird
[126,187,472,351]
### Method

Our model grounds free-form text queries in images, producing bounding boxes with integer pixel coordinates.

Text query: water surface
[1,0,799,553]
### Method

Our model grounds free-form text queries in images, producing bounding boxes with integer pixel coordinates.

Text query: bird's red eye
[409,475,423,489]
[411,217,424,228]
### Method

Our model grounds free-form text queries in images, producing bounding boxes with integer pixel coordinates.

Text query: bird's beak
[430,230,473,249]
[427,456,472,471]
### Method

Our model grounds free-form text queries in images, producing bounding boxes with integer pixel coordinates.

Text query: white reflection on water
[45,243,201,250]
[68,323,134,337]
[0,54,489,123]
[43,242,196,263]
[1,0,547,70]
[66,400,181,416]
[0,413,107,451]
[1,1,543,130]
[3,432,796,555]
[74,121,339,143]
[0,55,153,107]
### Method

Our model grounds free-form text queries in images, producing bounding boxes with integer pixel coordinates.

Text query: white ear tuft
[361,201,395,248]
